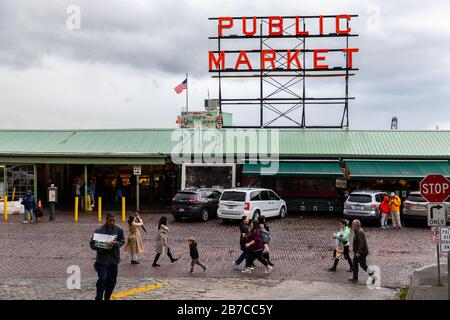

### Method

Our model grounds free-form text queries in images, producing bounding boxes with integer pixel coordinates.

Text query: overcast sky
[0,0,449,130]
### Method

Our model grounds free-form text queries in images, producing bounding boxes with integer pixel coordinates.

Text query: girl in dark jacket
[258,216,274,266]
[233,216,250,269]
[242,220,273,274]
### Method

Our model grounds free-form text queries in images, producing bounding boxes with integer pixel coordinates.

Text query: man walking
[21,189,36,224]
[348,219,375,283]
[390,192,402,229]
[90,213,125,300]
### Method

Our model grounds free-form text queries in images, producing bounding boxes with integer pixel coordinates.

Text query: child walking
[187,237,206,274]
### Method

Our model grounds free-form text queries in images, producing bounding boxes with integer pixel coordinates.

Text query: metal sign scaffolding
[209,15,359,128]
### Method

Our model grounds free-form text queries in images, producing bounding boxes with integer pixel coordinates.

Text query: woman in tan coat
[152,216,179,267]
[124,213,144,264]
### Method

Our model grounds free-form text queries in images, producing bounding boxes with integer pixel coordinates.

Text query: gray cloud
[0,0,449,130]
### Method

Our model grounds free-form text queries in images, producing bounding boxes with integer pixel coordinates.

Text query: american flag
[174,78,188,94]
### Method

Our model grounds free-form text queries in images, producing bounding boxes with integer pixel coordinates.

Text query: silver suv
[343,191,389,221]
[403,191,450,222]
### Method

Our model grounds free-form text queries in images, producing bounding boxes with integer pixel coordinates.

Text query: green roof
[243,161,344,177]
[346,160,450,179]
[0,128,449,164]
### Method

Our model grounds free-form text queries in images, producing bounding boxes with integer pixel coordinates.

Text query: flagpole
[186,73,189,112]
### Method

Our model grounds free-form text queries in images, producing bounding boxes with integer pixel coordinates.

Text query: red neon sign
[209,15,359,72]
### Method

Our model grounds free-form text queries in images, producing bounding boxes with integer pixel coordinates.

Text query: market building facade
[1,128,450,213]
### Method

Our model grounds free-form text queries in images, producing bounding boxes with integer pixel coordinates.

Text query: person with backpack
[390,192,402,229]
[242,219,272,274]
[21,189,36,224]
[258,215,274,267]
[379,195,390,229]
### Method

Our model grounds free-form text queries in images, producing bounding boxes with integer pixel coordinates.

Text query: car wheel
[279,206,286,218]
[200,208,209,222]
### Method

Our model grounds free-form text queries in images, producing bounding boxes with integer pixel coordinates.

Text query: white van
[217,188,287,221]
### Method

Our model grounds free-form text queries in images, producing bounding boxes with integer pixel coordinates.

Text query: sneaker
[91,204,95,208]
[241,268,252,274]
[265,265,273,274]
[232,261,240,270]
[22,221,28,224]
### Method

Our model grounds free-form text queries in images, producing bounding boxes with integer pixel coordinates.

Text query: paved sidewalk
[0,277,397,300]
[407,264,448,300]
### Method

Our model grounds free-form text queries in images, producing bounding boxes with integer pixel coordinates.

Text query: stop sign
[420,174,450,203]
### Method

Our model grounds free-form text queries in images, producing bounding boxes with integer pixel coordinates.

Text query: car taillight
[344,203,349,209]
[244,202,250,211]
[172,196,176,202]
[188,197,199,203]
[371,203,377,209]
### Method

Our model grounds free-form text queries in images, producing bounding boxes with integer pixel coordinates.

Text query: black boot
[167,248,179,263]
[328,259,339,272]
[152,253,161,267]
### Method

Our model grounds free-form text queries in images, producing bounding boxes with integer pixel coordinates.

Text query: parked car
[171,188,222,222]
[217,188,287,221]
[343,191,389,222]
[403,191,450,222]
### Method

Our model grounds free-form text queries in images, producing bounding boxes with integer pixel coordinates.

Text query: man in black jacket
[90,213,125,300]
[349,219,375,283]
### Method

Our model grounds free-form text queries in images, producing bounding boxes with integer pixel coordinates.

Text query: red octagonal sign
[420,174,450,203]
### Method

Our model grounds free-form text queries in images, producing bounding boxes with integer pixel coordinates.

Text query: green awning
[0,156,166,165]
[346,161,450,179]
[242,162,343,177]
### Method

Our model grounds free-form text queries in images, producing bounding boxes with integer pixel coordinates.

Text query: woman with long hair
[152,216,179,267]
[232,215,250,269]
[258,215,274,267]
[124,213,144,264]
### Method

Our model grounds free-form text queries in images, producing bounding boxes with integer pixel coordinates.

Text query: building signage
[209,15,359,72]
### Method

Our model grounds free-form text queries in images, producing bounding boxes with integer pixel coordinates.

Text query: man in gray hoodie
[90,213,125,300]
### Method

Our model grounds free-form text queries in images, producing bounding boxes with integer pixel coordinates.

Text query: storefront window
[6,165,35,200]
[185,165,233,189]
[0,166,5,198]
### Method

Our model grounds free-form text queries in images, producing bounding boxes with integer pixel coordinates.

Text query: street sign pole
[437,242,441,286]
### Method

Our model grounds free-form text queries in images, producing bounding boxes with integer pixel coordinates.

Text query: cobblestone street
[0,212,439,299]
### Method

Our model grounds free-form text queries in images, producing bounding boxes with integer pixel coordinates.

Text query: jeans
[114,190,123,202]
[381,214,388,228]
[235,249,248,265]
[94,263,118,300]
[24,208,34,222]
[391,212,401,228]
[89,192,95,206]
[352,254,369,280]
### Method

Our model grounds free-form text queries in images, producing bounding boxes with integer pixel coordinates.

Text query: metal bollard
[74,197,79,222]
[87,194,92,212]
[3,196,8,222]
[121,197,126,222]
[98,197,102,222]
